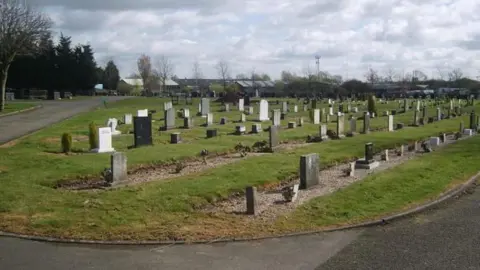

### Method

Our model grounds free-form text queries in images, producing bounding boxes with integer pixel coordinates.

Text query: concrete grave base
[355,159,380,170]
[91,148,115,153]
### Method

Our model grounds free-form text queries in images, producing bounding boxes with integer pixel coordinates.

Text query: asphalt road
[1,188,480,269]
[0,97,129,144]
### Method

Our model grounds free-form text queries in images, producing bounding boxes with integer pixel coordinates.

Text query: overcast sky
[28,0,480,80]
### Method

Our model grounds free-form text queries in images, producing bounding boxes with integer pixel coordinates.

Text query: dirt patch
[201,134,463,221]
[0,139,18,148]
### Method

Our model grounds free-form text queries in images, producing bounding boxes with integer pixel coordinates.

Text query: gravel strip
[202,134,464,221]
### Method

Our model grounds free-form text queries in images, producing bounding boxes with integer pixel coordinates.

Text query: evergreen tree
[103,60,120,90]
[55,34,75,91]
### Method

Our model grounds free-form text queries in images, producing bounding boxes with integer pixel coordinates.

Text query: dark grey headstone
[133,116,152,147]
[269,126,279,151]
[170,132,181,144]
[299,153,320,189]
[183,117,193,129]
[365,142,374,162]
[220,117,227,125]
[470,111,476,129]
[363,112,370,134]
[206,129,217,138]
[245,186,257,215]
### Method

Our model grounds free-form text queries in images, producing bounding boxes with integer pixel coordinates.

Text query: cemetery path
[0,96,130,145]
[1,188,480,269]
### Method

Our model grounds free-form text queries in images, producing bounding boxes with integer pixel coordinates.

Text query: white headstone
[293,105,298,113]
[124,114,132,125]
[92,127,115,153]
[183,108,190,118]
[137,109,148,117]
[429,137,440,146]
[258,100,269,121]
[107,118,121,135]
[238,99,244,111]
[388,115,394,131]
[313,109,320,124]
[329,107,334,115]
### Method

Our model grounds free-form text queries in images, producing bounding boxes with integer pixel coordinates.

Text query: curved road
[0,97,129,144]
[1,97,479,269]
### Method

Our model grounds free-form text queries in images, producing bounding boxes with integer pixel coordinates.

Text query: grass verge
[0,102,38,116]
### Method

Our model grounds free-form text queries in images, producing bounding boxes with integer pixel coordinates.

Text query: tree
[0,0,52,111]
[448,68,463,81]
[75,44,97,90]
[137,54,152,94]
[383,67,397,83]
[154,55,174,93]
[215,59,230,91]
[103,60,120,90]
[364,68,380,85]
[280,70,298,83]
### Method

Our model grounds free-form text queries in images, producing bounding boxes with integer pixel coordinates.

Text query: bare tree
[215,59,230,91]
[448,68,463,81]
[192,60,202,92]
[154,55,174,93]
[0,0,52,111]
[364,68,380,85]
[436,65,446,80]
[383,67,397,83]
[137,54,152,94]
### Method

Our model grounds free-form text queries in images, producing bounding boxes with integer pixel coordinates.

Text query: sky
[27,0,480,81]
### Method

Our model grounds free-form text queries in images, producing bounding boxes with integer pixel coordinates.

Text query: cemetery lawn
[0,97,479,241]
[0,102,37,115]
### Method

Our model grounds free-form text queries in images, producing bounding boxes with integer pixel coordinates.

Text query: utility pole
[315,55,321,80]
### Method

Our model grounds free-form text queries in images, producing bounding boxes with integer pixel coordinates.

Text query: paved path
[1,188,479,269]
[0,97,129,144]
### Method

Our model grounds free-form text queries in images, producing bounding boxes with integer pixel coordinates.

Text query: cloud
[29,0,480,80]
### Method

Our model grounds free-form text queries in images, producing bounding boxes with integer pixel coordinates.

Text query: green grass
[282,133,480,231]
[0,97,476,241]
[0,102,38,115]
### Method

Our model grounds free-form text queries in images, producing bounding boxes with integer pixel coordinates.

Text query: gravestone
[137,109,148,117]
[312,109,320,124]
[183,108,190,118]
[288,122,296,129]
[238,99,244,111]
[220,117,227,125]
[164,108,175,130]
[403,99,408,112]
[205,113,213,126]
[355,142,379,169]
[363,112,370,134]
[280,112,286,120]
[54,91,61,100]
[206,129,217,138]
[303,104,308,112]
[272,109,281,126]
[240,113,246,122]
[170,133,181,144]
[336,114,345,138]
[464,129,473,136]
[388,115,394,131]
[436,107,441,120]
[224,104,230,112]
[269,126,279,151]
[381,149,389,161]
[429,137,440,146]
[413,110,418,126]
[293,105,298,113]
[183,117,193,129]
[282,102,288,113]
[197,103,202,114]
[460,121,465,133]
[107,118,121,135]
[251,124,262,133]
[319,124,328,141]
[235,125,246,135]
[111,152,127,185]
[469,111,476,130]
[329,105,334,115]
[245,186,257,215]
[299,153,320,189]
[422,106,427,119]
[91,127,115,153]
[258,100,269,121]
[5,92,14,101]
[201,98,210,116]
[124,114,133,125]
[297,117,304,127]
[133,116,153,147]
[349,117,357,135]
[163,101,173,111]
[353,107,358,113]
[248,106,254,115]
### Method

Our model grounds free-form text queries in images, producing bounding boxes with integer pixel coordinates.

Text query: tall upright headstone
[336,114,345,138]
[201,98,210,116]
[183,108,190,118]
[164,108,175,130]
[258,100,269,121]
[133,116,153,147]
[319,124,328,140]
[272,109,281,126]
[403,99,408,112]
[388,115,394,131]
[299,153,320,189]
[363,112,370,134]
[238,99,244,111]
[313,109,320,124]
[349,117,357,135]
[436,107,441,120]
[282,102,288,113]
[205,113,213,126]
[269,126,279,151]
[470,111,476,129]
[111,152,127,185]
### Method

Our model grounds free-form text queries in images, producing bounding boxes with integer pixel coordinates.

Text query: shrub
[368,94,377,115]
[61,133,72,153]
[88,122,98,150]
